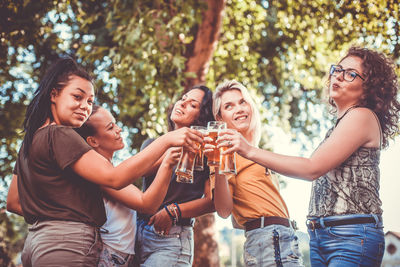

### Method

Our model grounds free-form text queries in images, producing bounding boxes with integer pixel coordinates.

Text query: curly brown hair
[330,47,400,148]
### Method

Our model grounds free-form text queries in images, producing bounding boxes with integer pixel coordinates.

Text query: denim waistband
[138,216,194,227]
[306,214,382,230]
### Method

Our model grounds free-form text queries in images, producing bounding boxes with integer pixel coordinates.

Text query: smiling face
[87,107,124,159]
[50,75,94,127]
[170,88,205,129]
[329,56,365,108]
[219,89,253,136]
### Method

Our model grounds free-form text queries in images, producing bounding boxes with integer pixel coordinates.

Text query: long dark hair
[329,47,400,148]
[22,56,93,156]
[74,105,101,140]
[167,85,214,131]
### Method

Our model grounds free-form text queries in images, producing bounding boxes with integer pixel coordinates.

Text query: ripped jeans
[98,243,135,267]
[244,224,304,267]
[135,218,193,267]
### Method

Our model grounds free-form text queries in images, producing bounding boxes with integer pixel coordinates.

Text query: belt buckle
[307,219,316,231]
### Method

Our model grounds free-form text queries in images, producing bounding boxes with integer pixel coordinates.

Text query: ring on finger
[228,141,232,146]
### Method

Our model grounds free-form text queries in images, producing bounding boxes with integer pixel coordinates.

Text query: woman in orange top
[210,80,303,267]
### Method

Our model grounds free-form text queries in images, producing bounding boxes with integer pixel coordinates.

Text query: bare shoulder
[341,107,377,125]
[338,107,380,147]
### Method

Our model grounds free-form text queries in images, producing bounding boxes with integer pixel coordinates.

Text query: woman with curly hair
[215,47,400,266]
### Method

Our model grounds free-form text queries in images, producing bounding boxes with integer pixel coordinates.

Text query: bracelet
[169,204,180,223]
[173,202,182,220]
[164,204,180,225]
[164,205,175,224]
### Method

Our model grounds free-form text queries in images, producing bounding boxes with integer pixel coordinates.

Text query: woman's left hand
[148,208,173,235]
[217,129,252,157]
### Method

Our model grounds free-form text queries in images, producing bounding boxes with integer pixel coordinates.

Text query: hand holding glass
[190,126,206,171]
[219,130,237,175]
[175,146,196,183]
[206,121,227,167]
[175,127,204,183]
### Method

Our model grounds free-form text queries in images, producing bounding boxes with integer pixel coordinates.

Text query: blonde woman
[210,80,303,267]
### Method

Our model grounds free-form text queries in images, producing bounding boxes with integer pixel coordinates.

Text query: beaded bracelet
[164,205,176,225]
[173,202,182,220]
[169,204,179,223]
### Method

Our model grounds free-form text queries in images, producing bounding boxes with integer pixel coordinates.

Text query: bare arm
[139,138,167,177]
[102,148,180,214]
[148,179,215,234]
[72,127,203,189]
[6,174,23,216]
[178,179,215,218]
[212,169,233,218]
[219,108,380,181]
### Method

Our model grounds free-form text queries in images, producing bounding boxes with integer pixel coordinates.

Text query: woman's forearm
[213,172,233,218]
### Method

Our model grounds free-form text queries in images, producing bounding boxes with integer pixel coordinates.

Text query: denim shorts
[307,214,385,267]
[244,224,304,267]
[98,243,135,267]
[135,218,193,267]
[21,220,102,267]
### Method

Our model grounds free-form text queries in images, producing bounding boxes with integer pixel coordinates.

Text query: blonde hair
[213,80,261,146]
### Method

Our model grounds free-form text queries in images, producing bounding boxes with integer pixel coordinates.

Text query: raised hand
[165,127,204,153]
[217,129,252,157]
[162,147,181,168]
[203,135,215,157]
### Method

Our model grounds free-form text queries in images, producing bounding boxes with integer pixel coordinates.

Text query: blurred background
[1,1,399,266]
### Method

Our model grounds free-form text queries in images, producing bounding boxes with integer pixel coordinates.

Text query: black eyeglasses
[329,65,365,82]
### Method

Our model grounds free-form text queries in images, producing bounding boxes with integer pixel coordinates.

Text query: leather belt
[244,216,296,232]
[139,216,194,227]
[306,216,380,231]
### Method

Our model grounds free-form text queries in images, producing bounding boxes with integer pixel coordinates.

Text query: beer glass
[219,129,237,175]
[206,121,227,167]
[191,126,206,171]
[219,149,237,175]
[176,146,196,183]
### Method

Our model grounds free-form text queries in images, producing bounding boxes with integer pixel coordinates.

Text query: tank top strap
[335,105,360,127]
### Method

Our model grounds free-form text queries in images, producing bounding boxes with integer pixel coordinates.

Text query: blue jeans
[136,218,193,267]
[307,214,384,267]
[98,243,135,267]
[244,224,303,267]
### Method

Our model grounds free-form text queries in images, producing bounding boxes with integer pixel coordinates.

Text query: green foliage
[70,0,207,149]
[0,212,28,266]
[209,0,400,149]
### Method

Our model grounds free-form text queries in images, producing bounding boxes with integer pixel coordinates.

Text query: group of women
[6,46,400,267]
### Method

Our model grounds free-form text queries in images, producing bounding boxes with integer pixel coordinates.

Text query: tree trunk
[193,213,220,267]
[184,0,226,91]
[183,1,225,266]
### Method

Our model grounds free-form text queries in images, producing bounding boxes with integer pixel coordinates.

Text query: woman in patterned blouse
[216,47,400,266]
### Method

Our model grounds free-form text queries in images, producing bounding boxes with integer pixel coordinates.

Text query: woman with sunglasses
[216,47,400,266]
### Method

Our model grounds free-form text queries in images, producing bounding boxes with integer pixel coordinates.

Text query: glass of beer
[219,147,237,175]
[176,146,196,183]
[191,126,206,171]
[206,121,227,167]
